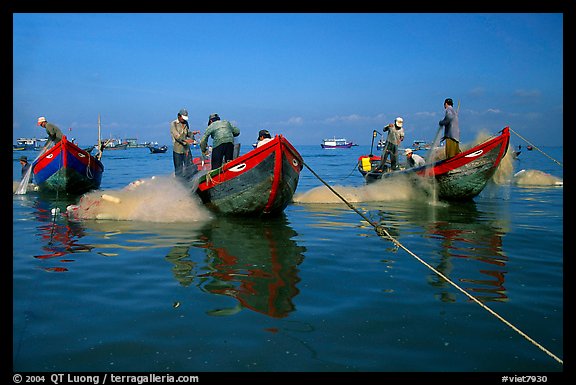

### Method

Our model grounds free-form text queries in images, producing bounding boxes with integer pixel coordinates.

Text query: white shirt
[256,138,273,148]
[408,153,426,168]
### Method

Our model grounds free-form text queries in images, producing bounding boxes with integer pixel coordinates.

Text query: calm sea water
[12,140,564,378]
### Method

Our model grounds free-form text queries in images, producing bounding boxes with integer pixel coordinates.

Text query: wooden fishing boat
[148,145,168,153]
[32,135,104,195]
[357,127,510,201]
[194,135,303,216]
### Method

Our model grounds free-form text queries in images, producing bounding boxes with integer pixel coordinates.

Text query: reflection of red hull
[358,127,510,200]
[197,216,305,318]
[32,136,104,195]
[195,135,303,216]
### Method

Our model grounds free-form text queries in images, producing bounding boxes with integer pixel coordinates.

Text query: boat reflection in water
[29,196,94,269]
[177,215,307,318]
[375,200,510,303]
[29,194,306,319]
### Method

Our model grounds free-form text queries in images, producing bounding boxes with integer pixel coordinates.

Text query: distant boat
[16,137,48,150]
[412,140,432,151]
[148,145,168,153]
[101,138,128,150]
[321,137,354,149]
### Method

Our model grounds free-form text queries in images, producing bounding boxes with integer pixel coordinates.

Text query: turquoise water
[12,142,563,376]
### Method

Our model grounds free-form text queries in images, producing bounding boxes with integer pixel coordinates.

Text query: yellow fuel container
[361,157,372,172]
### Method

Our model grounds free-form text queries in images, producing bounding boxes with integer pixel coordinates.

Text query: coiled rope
[302,160,563,366]
[509,127,562,167]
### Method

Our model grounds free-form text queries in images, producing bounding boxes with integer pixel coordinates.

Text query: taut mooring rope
[509,127,562,167]
[302,160,563,365]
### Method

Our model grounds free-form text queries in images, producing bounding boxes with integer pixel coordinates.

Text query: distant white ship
[321,137,354,149]
[15,137,48,150]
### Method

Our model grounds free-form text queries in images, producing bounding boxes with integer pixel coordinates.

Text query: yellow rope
[302,160,563,366]
[509,127,562,167]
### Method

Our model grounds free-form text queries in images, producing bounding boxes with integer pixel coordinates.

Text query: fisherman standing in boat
[200,113,240,169]
[379,117,405,171]
[170,108,200,181]
[438,98,461,159]
[37,116,63,149]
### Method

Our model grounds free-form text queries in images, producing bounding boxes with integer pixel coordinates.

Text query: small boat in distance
[16,137,48,150]
[101,138,128,150]
[321,137,354,149]
[412,140,432,151]
[148,144,168,153]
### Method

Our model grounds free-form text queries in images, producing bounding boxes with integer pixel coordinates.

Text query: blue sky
[13,13,563,147]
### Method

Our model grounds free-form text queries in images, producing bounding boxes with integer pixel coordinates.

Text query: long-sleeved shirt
[200,120,240,153]
[383,125,404,145]
[407,153,426,168]
[170,119,194,154]
[45,122,63,144]
[439,105,460,142]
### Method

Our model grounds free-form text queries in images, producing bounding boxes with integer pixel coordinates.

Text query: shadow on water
[188,215,307,318]
[374,200,510,303]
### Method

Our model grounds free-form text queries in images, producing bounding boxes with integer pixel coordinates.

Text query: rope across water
[302,160,563,366]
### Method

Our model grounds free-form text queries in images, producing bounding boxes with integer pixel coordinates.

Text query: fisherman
[438,98,461,159]
[170,108,200,181]
[19,155,31,180]
[37,116,63,148]
[256,129,273,148]
[405,148,425,168]
[379,117,405,171]
[199,113,240,169]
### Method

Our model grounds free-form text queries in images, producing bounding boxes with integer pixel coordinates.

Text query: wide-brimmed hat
[19,155,28,162]
[404,148,413,155]
[37,116,47,125]
[395,117,403,128]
